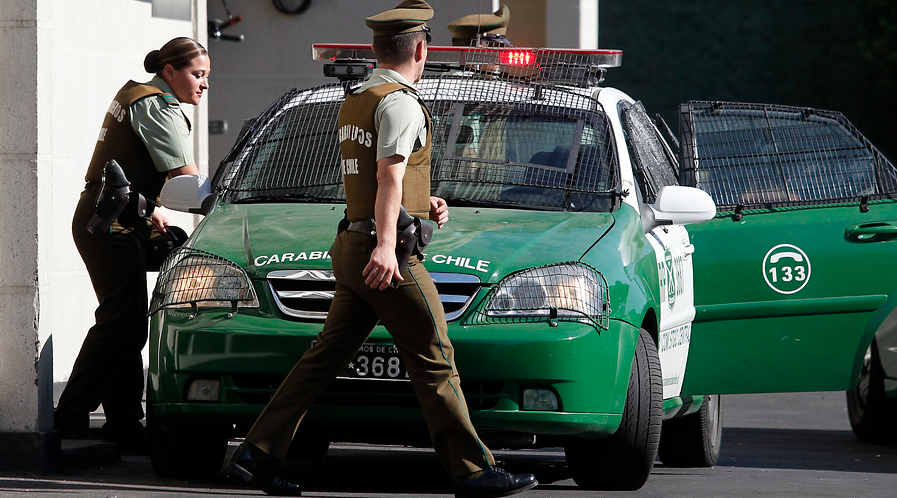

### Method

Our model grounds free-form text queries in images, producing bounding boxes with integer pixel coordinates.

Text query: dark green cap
[447,4,510,39]
[365,0,434,37]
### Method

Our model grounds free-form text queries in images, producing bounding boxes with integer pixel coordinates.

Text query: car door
[678,101,897,394]
[622,101,697,399]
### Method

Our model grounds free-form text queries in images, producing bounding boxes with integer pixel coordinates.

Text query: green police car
[147,44,897,488]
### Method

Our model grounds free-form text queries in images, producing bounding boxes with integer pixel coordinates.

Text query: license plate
[314,341,410,381]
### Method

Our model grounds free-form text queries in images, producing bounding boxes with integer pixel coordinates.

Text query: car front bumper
[148,310,639,442]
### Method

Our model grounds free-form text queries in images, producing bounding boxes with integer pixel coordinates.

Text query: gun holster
[86,160,155,237]
[392,205,433,288]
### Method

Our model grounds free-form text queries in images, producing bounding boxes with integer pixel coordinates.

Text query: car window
[432,102,619,212]
[620,101,679,204]
[679,101,897,209]
[218,85,346,204]
[216,78,620,212]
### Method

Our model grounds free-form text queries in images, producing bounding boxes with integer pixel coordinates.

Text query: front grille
[232,374,503,410]
[268,270,481,321]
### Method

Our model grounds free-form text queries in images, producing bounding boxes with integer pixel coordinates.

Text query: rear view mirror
[160,175,214,215]
[643,185,716,231]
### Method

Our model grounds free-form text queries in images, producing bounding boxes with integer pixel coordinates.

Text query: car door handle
[844,221,897,242]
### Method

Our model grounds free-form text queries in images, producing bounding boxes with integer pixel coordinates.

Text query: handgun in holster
[86,159,155,237]
[391,205,433,288]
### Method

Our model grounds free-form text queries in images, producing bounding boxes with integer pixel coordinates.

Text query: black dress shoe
[229,443,302,496]
[453,466,538,498]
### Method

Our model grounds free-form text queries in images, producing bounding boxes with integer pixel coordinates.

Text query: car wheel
[657,394,722,467]
[846,341,897,442]
[564,329,662,490]
[146,391,231,477]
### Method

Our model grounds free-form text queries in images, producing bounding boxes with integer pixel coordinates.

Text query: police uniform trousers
[245,230,495,477]
[54,188,150,435]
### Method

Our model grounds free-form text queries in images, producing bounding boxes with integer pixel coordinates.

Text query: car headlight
[473,262,609,330]
[150,248,259,317]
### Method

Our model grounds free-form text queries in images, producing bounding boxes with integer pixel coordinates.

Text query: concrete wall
[0,0,45,437]
[0,0,207,448]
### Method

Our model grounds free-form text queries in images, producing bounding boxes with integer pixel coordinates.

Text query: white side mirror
[160,174,214,215]
[644,185,716,231]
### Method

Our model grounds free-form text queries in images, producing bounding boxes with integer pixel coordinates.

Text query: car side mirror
[160,174,215,215]
[642,185,716,232]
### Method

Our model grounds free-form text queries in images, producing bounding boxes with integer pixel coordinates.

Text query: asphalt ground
[1,391,895,497]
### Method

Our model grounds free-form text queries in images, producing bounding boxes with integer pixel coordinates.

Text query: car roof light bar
[313,43,622,68]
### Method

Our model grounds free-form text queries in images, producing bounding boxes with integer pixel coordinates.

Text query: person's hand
[429,196,448,229]
[151,210,170,233]
[363,243,402,290]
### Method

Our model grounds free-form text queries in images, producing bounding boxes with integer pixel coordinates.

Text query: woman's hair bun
[143,49,161,73]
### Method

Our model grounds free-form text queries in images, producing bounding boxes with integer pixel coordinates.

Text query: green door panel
[683,201,897,395]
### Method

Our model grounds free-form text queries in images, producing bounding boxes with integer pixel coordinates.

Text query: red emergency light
[501,50,536,66]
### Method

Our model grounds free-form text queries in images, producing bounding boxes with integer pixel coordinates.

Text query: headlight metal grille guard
[466,262,609,330]
[149,247,257,317]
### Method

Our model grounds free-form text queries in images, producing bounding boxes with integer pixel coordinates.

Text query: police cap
[447,4,510,40]
[365,0,434,38]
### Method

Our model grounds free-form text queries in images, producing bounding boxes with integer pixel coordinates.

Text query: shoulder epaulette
[162,94,180,106]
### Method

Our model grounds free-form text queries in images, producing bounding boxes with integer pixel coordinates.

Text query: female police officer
[54,37,209,452]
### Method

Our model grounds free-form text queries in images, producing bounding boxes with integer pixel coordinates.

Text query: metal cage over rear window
[679,101,897,210]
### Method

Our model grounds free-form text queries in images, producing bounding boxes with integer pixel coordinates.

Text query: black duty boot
[453,466,538,498]
[229,443,302,496]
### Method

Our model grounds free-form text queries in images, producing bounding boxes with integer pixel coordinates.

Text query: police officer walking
[228,2,537,497]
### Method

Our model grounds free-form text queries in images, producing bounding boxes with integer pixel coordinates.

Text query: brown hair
[143,37,208,75]
[372,31,426,65]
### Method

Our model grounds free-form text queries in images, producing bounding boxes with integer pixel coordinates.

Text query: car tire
[146,391,231,477]
[846,340,897,443]
[564,329,662,490]
[657,394,722,467]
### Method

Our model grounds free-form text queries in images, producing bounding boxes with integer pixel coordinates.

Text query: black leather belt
[346,218,376,236]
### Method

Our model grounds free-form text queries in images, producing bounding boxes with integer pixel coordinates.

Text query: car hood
[190,203,615,283]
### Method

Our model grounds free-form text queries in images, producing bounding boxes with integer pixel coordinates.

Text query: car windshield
[216,75,620,212]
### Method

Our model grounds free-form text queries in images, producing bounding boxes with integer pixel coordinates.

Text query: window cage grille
[214,68,621,213]
[679,101,897,210]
